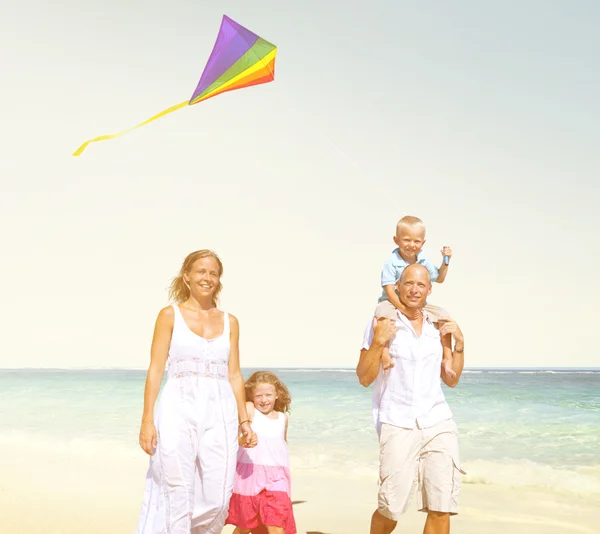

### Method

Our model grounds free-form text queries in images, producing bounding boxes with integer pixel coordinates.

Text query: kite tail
[72,100,190,156]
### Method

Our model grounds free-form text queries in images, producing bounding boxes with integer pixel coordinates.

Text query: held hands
[139,420,157,455]
[239,421,258,448]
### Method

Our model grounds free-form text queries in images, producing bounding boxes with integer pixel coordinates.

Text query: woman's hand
[242,429,258,448]
[139,420,157,455]
[239,421,255,447]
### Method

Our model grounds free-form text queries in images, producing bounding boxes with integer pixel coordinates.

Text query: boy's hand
[441,246,452,259]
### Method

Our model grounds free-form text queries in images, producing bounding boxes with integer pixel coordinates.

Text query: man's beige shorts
[374,300,450,323]
[378,419,465,520]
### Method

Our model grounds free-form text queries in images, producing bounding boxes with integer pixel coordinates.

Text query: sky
[1,0,598,369]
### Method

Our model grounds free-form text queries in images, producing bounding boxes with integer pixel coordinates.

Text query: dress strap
[222,311,230,339]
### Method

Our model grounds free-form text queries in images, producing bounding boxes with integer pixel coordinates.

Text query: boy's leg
[423,303,455,378]
[422,303,449,324]
[374,301,398,370]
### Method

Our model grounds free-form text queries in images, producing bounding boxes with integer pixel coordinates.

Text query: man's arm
[439,318,464,387]
[356,320,398,387]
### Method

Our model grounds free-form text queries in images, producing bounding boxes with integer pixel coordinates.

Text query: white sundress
[135,305,239,534]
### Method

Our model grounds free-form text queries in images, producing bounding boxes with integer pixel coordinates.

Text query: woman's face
[184,256,221,300]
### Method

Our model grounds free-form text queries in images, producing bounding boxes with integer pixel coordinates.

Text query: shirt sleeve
[380,257,398,287]
[421,257,439,283]
[361,319,375,350]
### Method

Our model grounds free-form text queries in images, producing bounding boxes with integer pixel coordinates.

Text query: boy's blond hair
[396,215,426,235]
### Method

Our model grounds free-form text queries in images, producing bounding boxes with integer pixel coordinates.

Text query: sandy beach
[2,435,597,534]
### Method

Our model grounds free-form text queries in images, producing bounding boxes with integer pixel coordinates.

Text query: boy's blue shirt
[379,249,439,302]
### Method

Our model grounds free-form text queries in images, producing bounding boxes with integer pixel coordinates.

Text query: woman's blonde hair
[168,250,224,306]
[245,371,292,413]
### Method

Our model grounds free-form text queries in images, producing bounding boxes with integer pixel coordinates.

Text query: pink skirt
[226,489,297,534]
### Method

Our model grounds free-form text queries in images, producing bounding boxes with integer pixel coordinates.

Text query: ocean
[1,368,599,497]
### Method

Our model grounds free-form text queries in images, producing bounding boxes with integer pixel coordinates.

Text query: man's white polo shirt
[362,311,452,434]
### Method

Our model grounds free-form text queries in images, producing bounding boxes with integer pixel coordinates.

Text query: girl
[226,371,297,534]
[135,249,255,534]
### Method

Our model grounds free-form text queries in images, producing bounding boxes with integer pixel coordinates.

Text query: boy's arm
[381,259,409,313]
[434,246,452,283]
[436,262,448,283]
[384,284,409,313]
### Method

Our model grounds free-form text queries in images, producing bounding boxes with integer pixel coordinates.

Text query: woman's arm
[238,402,256,446]
[139,306,173,455]
[228,314,252,445]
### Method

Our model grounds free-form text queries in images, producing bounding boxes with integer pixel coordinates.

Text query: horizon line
[1,366,599,371]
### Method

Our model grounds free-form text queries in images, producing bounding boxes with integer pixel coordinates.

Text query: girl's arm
[228,314,252,445]
[284,413,289,442]
[139,306,173,455]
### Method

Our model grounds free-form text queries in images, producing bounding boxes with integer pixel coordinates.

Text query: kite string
[72,100,190,156]
[320,131,372,181]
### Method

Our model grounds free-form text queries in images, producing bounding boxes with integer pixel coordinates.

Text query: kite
[73,15,277,156]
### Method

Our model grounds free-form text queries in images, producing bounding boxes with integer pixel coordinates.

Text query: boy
[375,215,455,376]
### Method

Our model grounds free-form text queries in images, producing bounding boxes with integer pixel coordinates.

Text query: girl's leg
[232,528,251,534]
[265,527,285,534]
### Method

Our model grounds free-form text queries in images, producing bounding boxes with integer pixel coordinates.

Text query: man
[356,264,465,534]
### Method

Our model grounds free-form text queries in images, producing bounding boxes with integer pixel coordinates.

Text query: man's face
[393,226,426,260]
[397,267,432,308]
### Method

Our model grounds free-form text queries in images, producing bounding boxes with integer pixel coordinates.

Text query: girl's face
[253,383,278,414]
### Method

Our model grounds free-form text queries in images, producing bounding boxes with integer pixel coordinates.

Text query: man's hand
[372,317,399,346]
[437,317,463,344]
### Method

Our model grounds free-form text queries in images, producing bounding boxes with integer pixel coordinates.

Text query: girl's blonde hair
[245,371,292,413]
[168,250,224,306]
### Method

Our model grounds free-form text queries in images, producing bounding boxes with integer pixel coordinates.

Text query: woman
[135,249,255,534]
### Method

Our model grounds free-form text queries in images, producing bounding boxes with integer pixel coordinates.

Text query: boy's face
[393,226,426,260]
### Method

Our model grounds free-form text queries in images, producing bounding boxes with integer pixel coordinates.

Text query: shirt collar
[393,248,424,265]
[395,308,435,334]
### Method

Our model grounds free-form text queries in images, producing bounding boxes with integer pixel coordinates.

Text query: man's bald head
[397,264,432,309]
[399,264,431,285]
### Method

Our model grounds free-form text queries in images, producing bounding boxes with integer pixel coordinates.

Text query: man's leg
[423,511,450,534]
[370,510,397,534]
[417,420,464,534]
[372,424,420,534]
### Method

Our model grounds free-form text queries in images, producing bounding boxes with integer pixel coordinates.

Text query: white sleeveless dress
[135,305,239,534]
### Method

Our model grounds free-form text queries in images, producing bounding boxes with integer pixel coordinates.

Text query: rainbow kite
[73,15,277,156]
